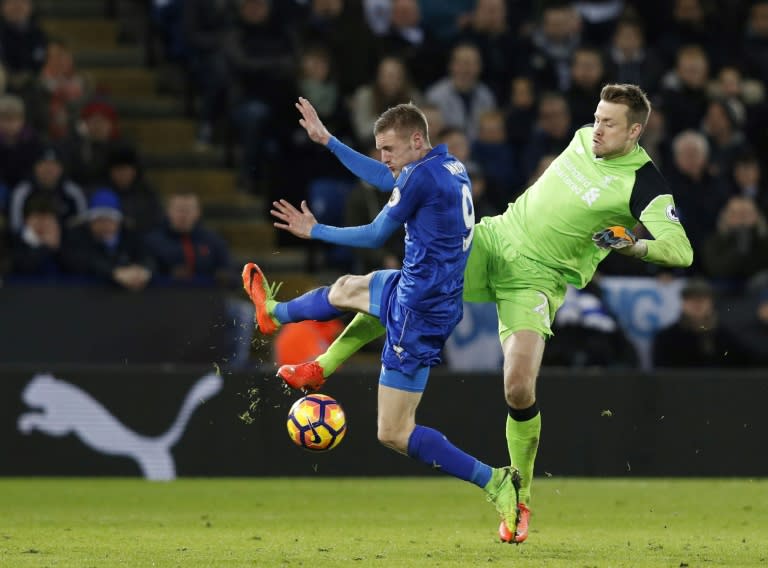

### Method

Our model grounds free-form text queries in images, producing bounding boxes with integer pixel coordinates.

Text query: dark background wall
[3,365,767,478]
[0,287,231,364]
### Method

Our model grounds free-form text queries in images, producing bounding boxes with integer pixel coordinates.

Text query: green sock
[316,313,385,377]
[506,411,541,505]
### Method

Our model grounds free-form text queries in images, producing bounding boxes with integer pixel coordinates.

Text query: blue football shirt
[383,144,474,321]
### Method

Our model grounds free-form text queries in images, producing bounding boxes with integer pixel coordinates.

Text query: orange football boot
[277,361,326,391]
[498,502,531,544]
[242,262,281,335]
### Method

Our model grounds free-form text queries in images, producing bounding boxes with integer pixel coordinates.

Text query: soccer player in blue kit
[242,98,521,537]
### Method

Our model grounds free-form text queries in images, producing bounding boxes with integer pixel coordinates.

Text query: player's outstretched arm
[272,199,401,249]
[295,97,394,192]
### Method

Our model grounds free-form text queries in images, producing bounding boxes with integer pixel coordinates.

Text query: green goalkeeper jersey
[496,126,693,288]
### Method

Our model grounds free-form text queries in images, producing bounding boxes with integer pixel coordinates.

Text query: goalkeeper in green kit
[276,84,693,542]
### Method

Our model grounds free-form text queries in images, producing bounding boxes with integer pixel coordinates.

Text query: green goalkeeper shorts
[463,216,567,342]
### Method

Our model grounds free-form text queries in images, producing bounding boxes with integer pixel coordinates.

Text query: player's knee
[329,274,367,309]
[503,378,535,409]
[377,424,408,453]
[328,275,355,306]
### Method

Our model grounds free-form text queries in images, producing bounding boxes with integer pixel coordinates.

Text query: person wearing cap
[62,188,153,291]
[8,144,86,234]
[106,144,163,233]
[653,278,753,368]
[63,97,124,187]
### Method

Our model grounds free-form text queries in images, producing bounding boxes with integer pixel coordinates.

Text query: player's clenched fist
[592,226,636,249]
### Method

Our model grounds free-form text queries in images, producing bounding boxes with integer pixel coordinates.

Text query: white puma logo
[17,373,223,480]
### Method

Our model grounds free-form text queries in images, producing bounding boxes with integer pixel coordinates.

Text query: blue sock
[407,425,492,488]
[273,287,344,324]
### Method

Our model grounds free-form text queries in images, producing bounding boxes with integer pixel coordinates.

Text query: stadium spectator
[279,47,356,224]
[733,287,768,365]
[0,94,41,189]
[419,102,444,140]
[741,0,768,86]
[658,44,711,137]
[10,195,65,278]
[701,196,768,285]
[565,46,608,127]
[105,144,163,234]
[182,0,236,146]
[665,129,729,267]
[0,0,47,93]
[294,45,349,147]
[224,0,295,192]
[297,0,377,96]
[707,64,765,110]
[465,163,498,219]
[656,0,720,67]
[65,98,124,188]
[375,0,442,90]
[34,38,90,140]
[515,4,582,92]
[638,101,671,171]
[653,278,753,368]
[363,0,391,36]
[700,99,749,180]
[503,75,537,148]
[573,0,625,46]
[8,145,86,234]
[456,0,516,102]
[470,109,520,204]
[520,92,572,182]
[605,18,665,93]
[729,151,768,216]
[437,126,474,169]
[543,281,637,368]
[62,188,153,291]
[425,42,497,141]
[350,56,423,147]
[417,0,474,43]
[144,191,231,286]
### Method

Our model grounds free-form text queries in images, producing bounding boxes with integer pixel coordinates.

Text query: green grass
[1,478,767,567]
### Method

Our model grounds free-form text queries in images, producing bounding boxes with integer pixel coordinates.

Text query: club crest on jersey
[388,187,401,207]
[666,204,680,222]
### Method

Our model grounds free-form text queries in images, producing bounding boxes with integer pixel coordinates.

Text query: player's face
[375,128,423,177]
[592,100,642,159]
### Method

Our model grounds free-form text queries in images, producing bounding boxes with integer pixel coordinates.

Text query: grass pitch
[1,477,766,567]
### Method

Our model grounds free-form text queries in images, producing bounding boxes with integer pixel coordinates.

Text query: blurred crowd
[152,0,768,286]
[1,0,768,367]
[0,0,234,290]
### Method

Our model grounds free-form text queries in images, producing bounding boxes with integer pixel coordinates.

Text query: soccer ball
[286,393,347,451]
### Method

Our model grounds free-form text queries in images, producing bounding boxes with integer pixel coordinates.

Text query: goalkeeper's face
[592,100,642,159]
[376,128,428,177]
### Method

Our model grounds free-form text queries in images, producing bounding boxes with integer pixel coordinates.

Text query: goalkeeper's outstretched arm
[635,195,694,267]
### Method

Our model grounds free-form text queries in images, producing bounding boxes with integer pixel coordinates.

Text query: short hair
[24,195,57,218]
[600,83,651,128]
[373,103,430,142]
[168,190,199,202]
[672,129,709,159]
